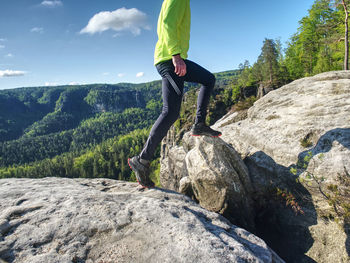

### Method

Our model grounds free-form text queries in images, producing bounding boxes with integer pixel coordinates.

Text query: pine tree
[257,39,280,85]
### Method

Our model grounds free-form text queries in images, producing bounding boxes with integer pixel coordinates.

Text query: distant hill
[0,70,240,169]
[0,82,161,141]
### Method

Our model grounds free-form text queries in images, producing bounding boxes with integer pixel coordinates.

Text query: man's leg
[184,60,221,137]
[139,74,184,160]
[129,60,184,187]
[184,60,216,124]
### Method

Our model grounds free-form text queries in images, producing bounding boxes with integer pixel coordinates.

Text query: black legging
[140,59,215,161]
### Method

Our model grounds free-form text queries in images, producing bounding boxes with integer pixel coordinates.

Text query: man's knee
[208,73,216,87]
[161,106,180,122]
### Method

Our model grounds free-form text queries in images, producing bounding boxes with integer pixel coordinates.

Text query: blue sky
[0,0,315,90]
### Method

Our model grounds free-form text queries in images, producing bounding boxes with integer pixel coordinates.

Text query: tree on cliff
[286,0,335,76]
[332,0,349,70]
[285,0,348,77]
[254,38,280,86]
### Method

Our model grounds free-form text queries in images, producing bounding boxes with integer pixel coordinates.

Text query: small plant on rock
[276,188,305,215]
[300,137,313,148]
[325,168,350,224]
[291,151,350,226]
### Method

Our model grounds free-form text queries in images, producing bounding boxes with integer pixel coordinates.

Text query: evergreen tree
[333,0,350,69]
[285,0,345,76]
[260,38,280,84]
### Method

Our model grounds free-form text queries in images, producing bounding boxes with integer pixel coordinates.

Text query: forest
[0,0,348,184]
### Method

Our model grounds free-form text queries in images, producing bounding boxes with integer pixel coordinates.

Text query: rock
[184,134,255,229]
[178,176,192,196]
[160,126,188,191]
[211,70,350,262]
[160,144,187,191]
[306,220,349,263]
[214,71,350,184]
[161,132,255,231]
[0,177,283,263]
[212,110,248,128]
[160,70,350,262]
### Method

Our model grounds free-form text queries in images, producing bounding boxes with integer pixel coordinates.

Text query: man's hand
[172,54,186,77]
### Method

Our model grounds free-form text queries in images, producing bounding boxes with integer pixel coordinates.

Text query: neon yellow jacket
[154,0,191,65]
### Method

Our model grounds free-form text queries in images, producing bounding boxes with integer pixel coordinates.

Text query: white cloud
[117,73,125,77]
[136,72,144,78]
[0,45,4,49]
[69,82,80,85]
[0,38,6,42]
[31,27,44,33]
[45,82,59,86]
[80,7,150,36]
[102,72,110,76]
[0,70,26,78]
[41,0,63,7]
[5,53,13,58]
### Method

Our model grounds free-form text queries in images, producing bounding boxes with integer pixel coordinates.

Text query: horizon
[0,0,314,90]
[0,68,238,91]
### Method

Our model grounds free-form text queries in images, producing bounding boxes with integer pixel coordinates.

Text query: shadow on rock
[345,221,350,259]
[296,128,350,258]
[245,150,317,263]
[297,128,350,167]
[0,246,15,263]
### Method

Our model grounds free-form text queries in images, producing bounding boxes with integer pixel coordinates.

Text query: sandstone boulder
[161,132,255,230]
[0,177,283,263]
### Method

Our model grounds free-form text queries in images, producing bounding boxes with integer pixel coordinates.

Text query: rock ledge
[0,177,283,263]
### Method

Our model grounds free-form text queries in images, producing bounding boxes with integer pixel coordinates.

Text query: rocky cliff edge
[0,177,283,263]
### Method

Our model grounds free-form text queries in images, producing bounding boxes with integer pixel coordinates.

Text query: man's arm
[162,0,187,76]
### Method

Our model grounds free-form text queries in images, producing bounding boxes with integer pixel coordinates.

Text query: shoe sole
[127,158,154,189]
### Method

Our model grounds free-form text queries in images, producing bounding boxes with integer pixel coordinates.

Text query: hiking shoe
[128,156,155,188]
[191,123,222,137]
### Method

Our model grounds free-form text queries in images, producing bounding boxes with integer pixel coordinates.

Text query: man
[128,0,221,188]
